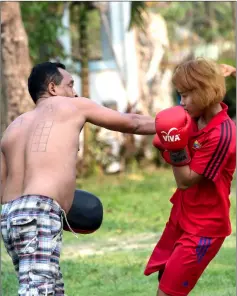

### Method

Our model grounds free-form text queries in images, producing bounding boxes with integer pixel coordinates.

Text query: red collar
[191,103,229,135]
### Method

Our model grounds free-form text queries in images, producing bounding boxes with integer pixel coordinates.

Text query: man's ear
[48,82,58,96]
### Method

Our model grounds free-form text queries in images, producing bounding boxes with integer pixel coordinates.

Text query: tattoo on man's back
[31,121,54,152]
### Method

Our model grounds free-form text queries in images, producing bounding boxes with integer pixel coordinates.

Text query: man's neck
[36,96,51,106]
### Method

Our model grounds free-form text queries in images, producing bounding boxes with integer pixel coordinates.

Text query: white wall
[72,70,128,112]
[109,2,140,106]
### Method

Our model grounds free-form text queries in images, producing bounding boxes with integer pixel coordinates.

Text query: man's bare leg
[157,289,170,296]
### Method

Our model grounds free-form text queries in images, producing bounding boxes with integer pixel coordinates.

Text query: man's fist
[154,106,192,166]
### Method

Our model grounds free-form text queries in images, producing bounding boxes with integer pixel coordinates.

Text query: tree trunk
[204,2,215,42]
[78,3,91,176]
[79,4,90,99]
[1,2,34,127]
[79,3,90,162]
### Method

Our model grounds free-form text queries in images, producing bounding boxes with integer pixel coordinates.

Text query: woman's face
[178,90,203,118]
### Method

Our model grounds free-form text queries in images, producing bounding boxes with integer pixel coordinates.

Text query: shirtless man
[1,62,155,296]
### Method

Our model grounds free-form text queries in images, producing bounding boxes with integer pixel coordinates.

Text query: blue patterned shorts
[1,195,65,295]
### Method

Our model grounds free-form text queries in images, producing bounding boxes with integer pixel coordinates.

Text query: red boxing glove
[153,134,191,166]
[153,134,165,151]
[154,106,192,166]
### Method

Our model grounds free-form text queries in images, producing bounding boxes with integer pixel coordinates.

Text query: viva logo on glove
[161,128,180,142]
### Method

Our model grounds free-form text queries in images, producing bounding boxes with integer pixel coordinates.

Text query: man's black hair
[28,62,66,103]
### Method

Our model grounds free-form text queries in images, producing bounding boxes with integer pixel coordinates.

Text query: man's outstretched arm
[72,97,156,135]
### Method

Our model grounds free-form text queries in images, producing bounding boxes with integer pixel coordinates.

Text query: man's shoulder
[3,113,28,133]
[58,96,92,108]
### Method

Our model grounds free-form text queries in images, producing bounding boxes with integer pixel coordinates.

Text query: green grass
[2,168,236,295]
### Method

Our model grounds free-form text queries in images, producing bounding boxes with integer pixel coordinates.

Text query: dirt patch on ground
[61,232,160,259]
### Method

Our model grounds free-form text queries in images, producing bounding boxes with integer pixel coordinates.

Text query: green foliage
[20,2,66,64]
[151,2,235,42]
[213,3,235,39]
[129,2,148,32]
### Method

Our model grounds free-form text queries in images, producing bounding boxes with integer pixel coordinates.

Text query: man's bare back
[1,95,156,212]
[1,97,84,211]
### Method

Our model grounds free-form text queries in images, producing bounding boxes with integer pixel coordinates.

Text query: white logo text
[161,128,180,142]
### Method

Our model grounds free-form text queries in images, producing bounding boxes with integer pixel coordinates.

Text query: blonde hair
[172,57,226,109]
